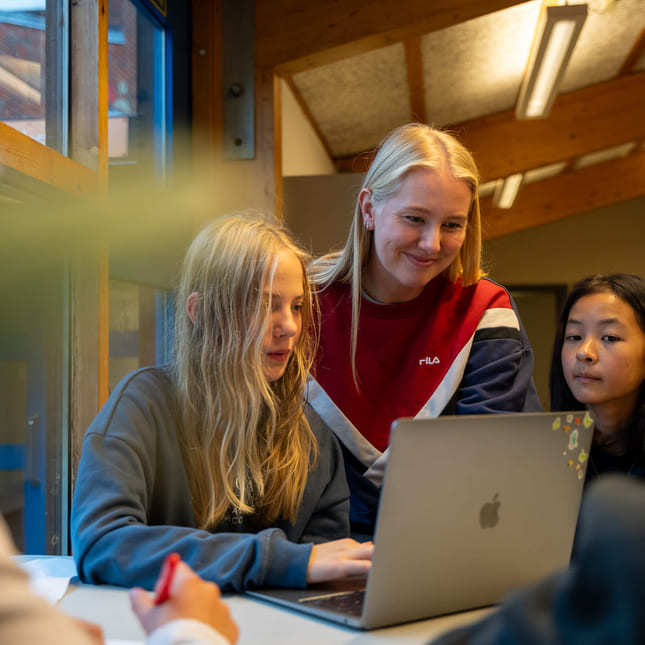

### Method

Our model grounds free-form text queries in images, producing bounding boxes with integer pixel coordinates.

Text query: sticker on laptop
[552,412,593,479]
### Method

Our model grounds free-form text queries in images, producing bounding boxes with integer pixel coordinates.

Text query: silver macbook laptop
[247,411,594,630]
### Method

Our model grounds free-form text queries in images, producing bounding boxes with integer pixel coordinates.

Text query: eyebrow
[402,206,468,218]
[566,317,624,326]
[263,291,304,300]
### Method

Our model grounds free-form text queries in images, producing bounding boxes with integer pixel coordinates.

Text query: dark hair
[550,273,645,411]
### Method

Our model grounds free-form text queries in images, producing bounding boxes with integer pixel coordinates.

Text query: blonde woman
[309,123,541,536]
[72,214,372,592]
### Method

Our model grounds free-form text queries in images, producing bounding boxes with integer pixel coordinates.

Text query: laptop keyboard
[299,589,365,617]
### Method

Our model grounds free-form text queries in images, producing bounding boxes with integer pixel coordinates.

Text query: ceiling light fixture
[493,173,524,209]
[516,3,588,119]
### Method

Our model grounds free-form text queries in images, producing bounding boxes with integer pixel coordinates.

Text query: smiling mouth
[405,253,437,267]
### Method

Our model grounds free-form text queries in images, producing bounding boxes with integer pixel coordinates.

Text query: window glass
[0,0,68,153]
[108,0,167,176]
[0,255,67,554]
[109,280,173,392]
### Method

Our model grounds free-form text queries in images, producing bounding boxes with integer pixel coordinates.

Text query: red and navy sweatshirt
[310,275,542,534]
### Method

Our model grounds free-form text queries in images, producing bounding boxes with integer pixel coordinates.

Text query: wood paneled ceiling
[256,0,645,239]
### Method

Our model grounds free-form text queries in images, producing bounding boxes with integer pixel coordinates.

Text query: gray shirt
[71,366,350,592]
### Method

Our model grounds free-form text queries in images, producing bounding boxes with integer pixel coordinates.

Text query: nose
[274,307,298,338]
[576,337,597,363]
[418,224,441,253]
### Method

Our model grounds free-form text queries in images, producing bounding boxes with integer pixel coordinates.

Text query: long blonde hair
[172,214,318,529]
[310,123,484,384]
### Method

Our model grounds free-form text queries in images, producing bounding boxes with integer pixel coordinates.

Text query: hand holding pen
[129,553,239,644]
[153,551,180,605]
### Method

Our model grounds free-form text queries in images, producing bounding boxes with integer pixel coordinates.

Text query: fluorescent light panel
[494,173,523,209]
[478,179,499,199]
[516,4,587,120]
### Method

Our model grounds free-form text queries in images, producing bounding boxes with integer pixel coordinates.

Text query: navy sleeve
[454,298,542,414]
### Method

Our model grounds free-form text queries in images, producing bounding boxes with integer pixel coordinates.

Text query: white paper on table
[19,558,76,605]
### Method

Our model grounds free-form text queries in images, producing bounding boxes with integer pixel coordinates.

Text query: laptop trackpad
[299,588,366,617]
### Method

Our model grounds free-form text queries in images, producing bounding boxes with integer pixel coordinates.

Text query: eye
[292,302,303,313]
[443,221,465,231]
[403,215,424,224]
[601,334,620,342]
[564,334,582,342]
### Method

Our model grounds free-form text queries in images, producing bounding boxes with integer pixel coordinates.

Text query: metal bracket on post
[222,0,255,160]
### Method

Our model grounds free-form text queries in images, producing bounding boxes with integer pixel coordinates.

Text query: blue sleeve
[71,372,312,593]
[454,299,542,414]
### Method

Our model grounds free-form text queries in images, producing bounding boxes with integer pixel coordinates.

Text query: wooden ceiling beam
[481,149,645,240]
[404,37,426,123]
[459,72,645,181]
[336,72,645,178]
[256,0,525,74]
[618,26,645,76]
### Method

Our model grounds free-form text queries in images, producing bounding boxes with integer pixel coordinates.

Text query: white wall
[284,173,364,254]
[482,195,645,288]
[281,80,336,177]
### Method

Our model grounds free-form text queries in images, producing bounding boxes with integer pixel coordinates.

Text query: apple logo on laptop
[479,493,500,529]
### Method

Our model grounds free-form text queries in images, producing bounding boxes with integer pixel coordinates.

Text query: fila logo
[419,356,440,365]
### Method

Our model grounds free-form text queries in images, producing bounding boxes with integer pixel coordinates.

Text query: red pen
[154,552,180,605]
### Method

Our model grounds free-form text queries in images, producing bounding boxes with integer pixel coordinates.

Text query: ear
[358,188,375,230]
[186,291,200,324]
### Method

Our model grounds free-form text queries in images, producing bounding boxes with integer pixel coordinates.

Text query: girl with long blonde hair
[309,123,541,536]
[72,214,372,592]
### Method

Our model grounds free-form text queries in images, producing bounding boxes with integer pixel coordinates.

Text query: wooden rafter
[481,149,645,240]
[256,0,525,73]
[459,72,645,181]
[336,72,645,180]
[618,26,645,76]
[404,37,426,123]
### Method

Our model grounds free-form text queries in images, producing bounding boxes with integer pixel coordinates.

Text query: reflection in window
[0,0,67,153]
[109,280,173,393]
[108,0,167,177]
[0,260,67,554]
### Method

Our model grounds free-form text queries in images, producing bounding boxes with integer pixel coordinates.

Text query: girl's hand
[129,561,239,644]
[306,538,373,583]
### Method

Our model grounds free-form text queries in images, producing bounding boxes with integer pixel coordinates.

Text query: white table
[57,580,493,645]
[18,555,492,644]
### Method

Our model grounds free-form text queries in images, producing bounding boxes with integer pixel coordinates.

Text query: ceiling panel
[560,0,645,91]
[291,44,410,157]
[421,1,541,126]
